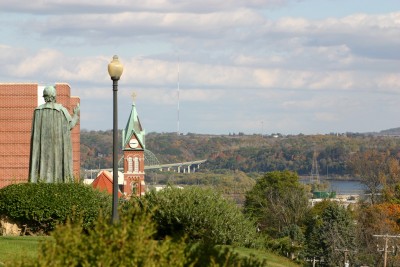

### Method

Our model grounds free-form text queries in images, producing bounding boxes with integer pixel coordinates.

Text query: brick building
[89,98,146,198]
[0,83,80,188]
[121,99,146,197]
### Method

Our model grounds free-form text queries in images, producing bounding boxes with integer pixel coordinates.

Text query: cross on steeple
[131,92,137,103]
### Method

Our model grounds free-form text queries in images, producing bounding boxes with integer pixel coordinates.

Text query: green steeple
[122,94,145,150]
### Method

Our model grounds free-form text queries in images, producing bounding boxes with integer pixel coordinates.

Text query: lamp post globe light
[108,55,124,222]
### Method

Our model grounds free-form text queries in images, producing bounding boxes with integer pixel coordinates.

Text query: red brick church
[90,95,146,198]
[121,96,146,197]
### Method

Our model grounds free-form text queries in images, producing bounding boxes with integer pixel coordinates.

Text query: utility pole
[335,248,350,267]
[373,234,400,267]
[305,257,321,267]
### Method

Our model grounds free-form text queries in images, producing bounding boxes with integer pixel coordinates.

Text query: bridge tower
[122,93,146,197]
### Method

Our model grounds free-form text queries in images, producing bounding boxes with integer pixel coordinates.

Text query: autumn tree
[243,171,309,237]
[348,150,390,204]
[356,203,400,266]
[381,158,400,202]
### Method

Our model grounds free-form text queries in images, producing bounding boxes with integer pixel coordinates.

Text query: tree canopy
[81,131,400,178]
[244,171,309,237]
[304,201,357,267]
[135,186,261,248]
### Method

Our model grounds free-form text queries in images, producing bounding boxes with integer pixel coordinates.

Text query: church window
[127,157,133,173]
[134,157,139,173]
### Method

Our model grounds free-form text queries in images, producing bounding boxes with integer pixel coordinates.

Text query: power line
[373,234,400,267]
[335,248,352,267]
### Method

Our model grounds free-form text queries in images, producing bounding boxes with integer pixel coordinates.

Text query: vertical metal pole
[374,234,400,266]
[112,78,119,223]
[177,56,180,136]
[384,235,388,267]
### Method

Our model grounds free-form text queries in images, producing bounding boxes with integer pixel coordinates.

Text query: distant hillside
[378,127,400,136]
[145,133,356,176]
[80,131,400,177]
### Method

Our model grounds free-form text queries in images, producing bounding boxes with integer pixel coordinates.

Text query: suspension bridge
[84,149,207,178]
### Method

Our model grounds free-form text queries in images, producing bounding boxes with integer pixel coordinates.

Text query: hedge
[134,186,261,248]
[12,201,266,267]
[0,183,111,234]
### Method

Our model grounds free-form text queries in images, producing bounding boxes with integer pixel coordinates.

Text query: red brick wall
[0,83,80,188]
[123,149,145,197]
[71,96,80,179]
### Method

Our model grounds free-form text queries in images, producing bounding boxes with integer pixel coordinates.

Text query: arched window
[134,157,139,173]
[127,157,133,173]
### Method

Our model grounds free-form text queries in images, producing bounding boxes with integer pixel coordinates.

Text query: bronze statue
[29,85,80,183]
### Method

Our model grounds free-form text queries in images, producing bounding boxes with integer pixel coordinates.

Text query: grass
[0,236,50,266]
[0,236,301,267]
[232,247,301,267]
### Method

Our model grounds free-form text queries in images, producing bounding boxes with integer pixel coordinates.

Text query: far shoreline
[299,175,361,182]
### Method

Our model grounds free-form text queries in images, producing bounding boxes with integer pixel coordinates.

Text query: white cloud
[0,0,290,14]
[314,112,339,122]
[379,74,400,91]
[1,2,400,134]
[25,9,265,41]
[14,49,63,77]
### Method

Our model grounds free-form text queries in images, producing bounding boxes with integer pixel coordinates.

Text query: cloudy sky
[1,0,400,135]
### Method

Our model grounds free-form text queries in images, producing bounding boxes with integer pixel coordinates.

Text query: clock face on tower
[129,138,139,148]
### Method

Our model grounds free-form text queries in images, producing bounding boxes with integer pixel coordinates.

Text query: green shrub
[134,186,261,248]
[0,183,111,233]
[14,202,266,267]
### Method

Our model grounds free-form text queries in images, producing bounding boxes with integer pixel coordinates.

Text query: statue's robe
[29,102,74,183]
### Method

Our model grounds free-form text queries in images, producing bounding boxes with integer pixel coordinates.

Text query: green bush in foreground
[14,202,266,267]
[0,183,111,233]
[134,186,261,248]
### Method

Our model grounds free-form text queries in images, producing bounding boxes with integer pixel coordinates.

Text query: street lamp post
[108,55,124,223]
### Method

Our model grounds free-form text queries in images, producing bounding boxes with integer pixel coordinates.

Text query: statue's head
[43,86,57,103]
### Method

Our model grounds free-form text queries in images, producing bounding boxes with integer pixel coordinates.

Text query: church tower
[122,93,146,197]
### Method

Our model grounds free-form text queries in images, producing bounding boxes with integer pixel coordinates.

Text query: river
[300,178,366,195]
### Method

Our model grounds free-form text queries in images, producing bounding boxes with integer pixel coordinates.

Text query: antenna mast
[177,57,180,136]
[311,149,320,184]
